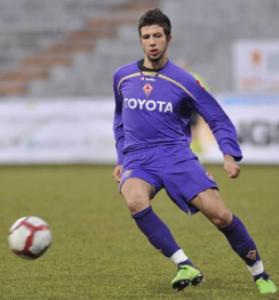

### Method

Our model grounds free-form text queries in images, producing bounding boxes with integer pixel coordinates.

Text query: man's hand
[224,155,240,179]
[112,164,123,183]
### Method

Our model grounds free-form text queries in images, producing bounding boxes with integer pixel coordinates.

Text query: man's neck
[143,56,168,70]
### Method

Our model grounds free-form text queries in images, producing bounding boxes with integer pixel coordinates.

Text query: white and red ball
[8,216,52,259]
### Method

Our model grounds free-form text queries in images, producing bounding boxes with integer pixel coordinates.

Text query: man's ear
[167,34,172,43]
[139,36,143,46]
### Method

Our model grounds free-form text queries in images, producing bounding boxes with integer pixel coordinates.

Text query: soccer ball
[8,216,52,259]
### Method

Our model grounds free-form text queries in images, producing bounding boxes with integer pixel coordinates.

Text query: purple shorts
[120,144,218,214]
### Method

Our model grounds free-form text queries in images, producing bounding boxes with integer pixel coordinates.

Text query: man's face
[140,25,171,63]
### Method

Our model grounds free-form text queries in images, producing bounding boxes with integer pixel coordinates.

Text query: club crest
[143,83,153,97]
[246,250,257,260]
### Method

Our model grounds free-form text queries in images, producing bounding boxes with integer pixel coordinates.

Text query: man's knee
[211,209,233,228]
[125,190,150,214]
[121,178,152,214]
[192,189,233,228]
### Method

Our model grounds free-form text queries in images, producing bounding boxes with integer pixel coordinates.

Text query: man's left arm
[185,76,242,178]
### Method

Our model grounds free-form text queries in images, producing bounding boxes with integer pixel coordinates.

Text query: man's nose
[149,37,156,45]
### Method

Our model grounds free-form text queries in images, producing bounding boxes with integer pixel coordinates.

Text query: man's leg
[121,178,202,290]
[191,189,277,294]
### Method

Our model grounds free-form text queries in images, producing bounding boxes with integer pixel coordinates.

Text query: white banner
[0,98,116,164]
[194,93,279,164]
[0,95,279,164]
[233,40,279,91]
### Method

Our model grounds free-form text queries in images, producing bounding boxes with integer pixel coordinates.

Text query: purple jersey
[113,60,242,164]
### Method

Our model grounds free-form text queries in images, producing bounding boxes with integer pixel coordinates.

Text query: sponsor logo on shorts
[121,169,133,181]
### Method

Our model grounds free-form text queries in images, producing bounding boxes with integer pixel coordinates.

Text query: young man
[112,8,277,295]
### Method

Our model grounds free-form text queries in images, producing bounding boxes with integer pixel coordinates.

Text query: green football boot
[171,265,203,291]
[255,277,277,294]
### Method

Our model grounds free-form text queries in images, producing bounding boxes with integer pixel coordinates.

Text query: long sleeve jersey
[113,59,242,164]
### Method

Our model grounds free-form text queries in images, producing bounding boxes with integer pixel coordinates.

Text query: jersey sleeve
[185,76,243,161]
[113,72,125,164]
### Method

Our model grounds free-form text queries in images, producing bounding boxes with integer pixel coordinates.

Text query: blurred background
[0,0,279,165]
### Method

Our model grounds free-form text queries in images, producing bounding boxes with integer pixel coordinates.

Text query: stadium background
[0,1,278,299]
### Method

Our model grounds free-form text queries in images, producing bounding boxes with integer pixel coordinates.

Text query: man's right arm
[112,164,123,183]
[113,72,124,180]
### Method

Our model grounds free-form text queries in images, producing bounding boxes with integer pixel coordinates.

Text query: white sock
[247,260,264,276]
[170,249,188,265]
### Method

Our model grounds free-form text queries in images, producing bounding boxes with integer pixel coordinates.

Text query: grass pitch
[0,165,278,300]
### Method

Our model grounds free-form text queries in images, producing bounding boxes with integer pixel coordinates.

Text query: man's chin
[148,55,162,63]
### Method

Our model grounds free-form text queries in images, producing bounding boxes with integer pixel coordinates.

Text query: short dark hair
[138,8,171,37]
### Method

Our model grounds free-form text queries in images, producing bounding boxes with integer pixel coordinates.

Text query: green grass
[0,165,278,300]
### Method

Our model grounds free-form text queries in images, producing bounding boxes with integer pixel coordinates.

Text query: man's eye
[155,34,162,38]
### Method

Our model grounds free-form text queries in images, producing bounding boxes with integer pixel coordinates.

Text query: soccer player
[112,8,277,295]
